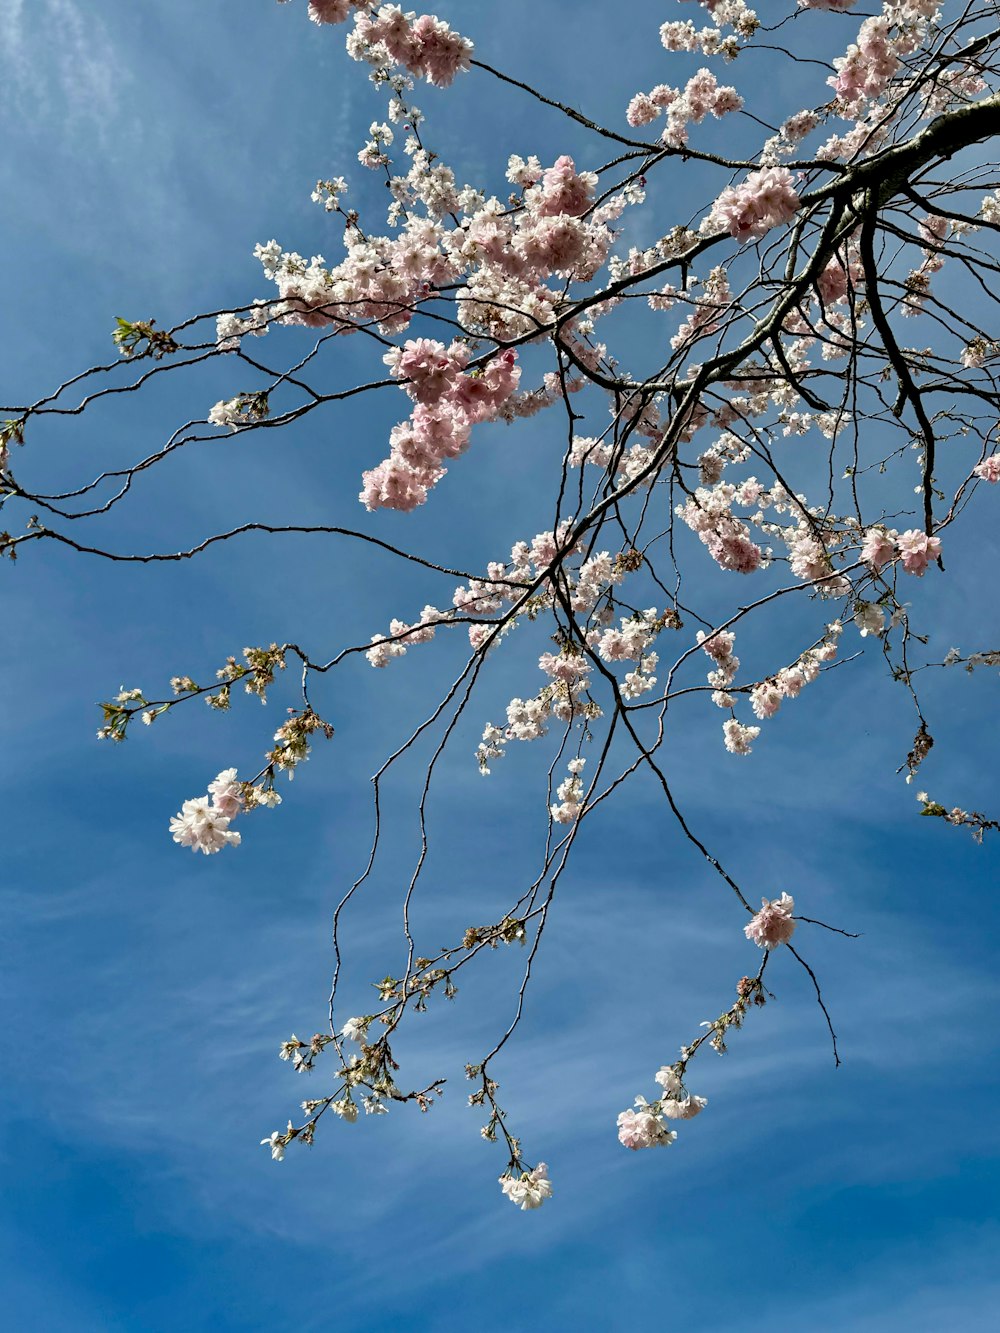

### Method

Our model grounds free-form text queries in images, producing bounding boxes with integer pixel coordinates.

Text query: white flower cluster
[499,1163,553,1210]
[550,757,586,824]
[169,768,244,855]
[311,176,348,211]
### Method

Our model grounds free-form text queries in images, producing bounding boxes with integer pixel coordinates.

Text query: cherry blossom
[500,1163,553,1210]
[744,893,797,949]
[15,0,1000,1215]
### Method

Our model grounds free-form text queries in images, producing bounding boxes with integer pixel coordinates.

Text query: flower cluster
[617,1065,707,1150]
[366,604,441,667]
[678,483,763,575]
[361,342,520,511]
[861,526,942,576]
[626,68,743,147]
[117,0,1000,1211]
[499,1163,553,1210]
[207,392,270,431]
[550,757,586,824]
[350,6,474,88]
[169,768,244,855]
[706,166,799,244]
[974,455,1000,484]
[744,892,796,949]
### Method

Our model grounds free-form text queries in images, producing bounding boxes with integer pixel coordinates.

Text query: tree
[3,0,998,1210]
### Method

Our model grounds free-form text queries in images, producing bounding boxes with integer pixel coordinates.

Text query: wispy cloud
[0,0,126,135]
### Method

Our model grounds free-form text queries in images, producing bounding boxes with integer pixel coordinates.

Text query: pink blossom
[627,93,660,127]
[208,768,243,820]
[356,8,473,88]
[385,338,462,404]
[829,18,900,109]
[817,258,850,306]
[308,0,353,23]
[359,458,437,512]
[707,530,763,574]
[723,719,760,756]
[777,667,806,697]
[617,1105,676,1150]
[408,14,474,87]
[750,682,782,720]
[861,527,897,568]
[660,1094,708,1120]
[896,529,942,576]
[709,166,799,245]
[744,892,796,949]
[533,156,597,218]
[974,454,1000,484]
[699,629,736,662]
[169,797,241,855]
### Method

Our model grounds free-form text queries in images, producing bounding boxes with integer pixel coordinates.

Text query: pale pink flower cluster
[626,84,677,128]
[348,6,473,87]
[255,222,456,338]
[706,166,799,244]
[683,0,760,37]
[215,302,272,352]
[780,109,822,145]
[590,608,659,697]
[366,604,441,667]
[659,19,741,60]
[618,1065,707,1149]
[170,768,243,854]
[744,892,796,949]
[307,0,356,24]
[678,485,763,574]
[722,718,760,755]
[829,17,900,109]
[617,1100,677,1150]
[746,625,842,724]
[626,69,742,148]
[816,117,889,164]
[974,454,1000,484]
[896,529,942,576]
[253,150,611,452]
[960,341,997,371]
[785,523,848,593]
[698,627,739,708]
[451,158,611,343]
[594,609,659,663]
[816,251,862,307]
[499,1163,552,1210]
[361,343,520,510]
[505,696,550,742]
[568,435,614,470]
[661,1092,708,1119]
[861,526,941,575]
[860,526,897,568]
[527,155,598,219]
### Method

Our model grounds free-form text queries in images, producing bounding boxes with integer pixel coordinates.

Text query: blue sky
[2,2,999,1330]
